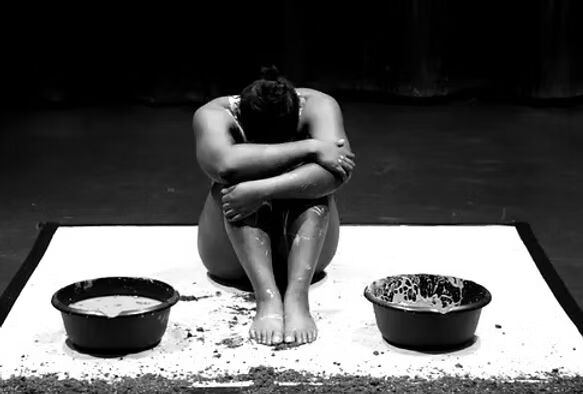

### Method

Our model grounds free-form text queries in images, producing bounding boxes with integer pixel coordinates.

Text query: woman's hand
[221,181,267,223]
[314,139,356,181]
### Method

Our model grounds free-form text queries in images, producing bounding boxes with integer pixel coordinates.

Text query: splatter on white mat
[0,225,581,382]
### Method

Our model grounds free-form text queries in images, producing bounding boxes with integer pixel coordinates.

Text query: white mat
[0,225,581,381]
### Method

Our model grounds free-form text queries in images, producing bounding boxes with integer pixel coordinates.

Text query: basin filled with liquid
[364,273,492,350]
[52,277,179,354]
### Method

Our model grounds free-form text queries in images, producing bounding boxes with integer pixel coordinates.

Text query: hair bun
[260,65,281,81]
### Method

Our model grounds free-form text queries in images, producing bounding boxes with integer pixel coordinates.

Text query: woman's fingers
[341,163,354,177]
[224,206,247,223]
[341,162,354,173]
[221,186,235,195]
[343,157,356,168]
[230,214,243,223]
[335,163,348,180]
[339,155,355,170]
[222,201,237,217]
[336,138,345,147]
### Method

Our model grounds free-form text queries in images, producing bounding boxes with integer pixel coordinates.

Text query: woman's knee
[287,196,331,224]
[307,203,330,222]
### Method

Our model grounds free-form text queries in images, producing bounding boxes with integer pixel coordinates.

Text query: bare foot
[283,292,317,345]
[249,295,284,346]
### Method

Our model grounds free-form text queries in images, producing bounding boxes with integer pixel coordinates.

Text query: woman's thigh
[198,184,339,280]
[197,184,246,281]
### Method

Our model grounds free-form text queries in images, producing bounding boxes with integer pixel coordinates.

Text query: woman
[193,67,356,347]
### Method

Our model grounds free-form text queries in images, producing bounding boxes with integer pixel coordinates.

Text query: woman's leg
[198,184,246,281]
[198,183,284,345]
[279,195,339,345]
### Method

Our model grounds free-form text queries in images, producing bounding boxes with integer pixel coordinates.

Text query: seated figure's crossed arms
[193,66,356,347]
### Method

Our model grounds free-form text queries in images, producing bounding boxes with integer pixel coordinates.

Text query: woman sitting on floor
[193,66,356,346]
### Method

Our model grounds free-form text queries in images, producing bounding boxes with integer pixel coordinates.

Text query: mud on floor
[1,367,581,393]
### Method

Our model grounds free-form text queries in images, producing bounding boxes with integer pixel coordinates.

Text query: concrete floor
[1,100,582,310]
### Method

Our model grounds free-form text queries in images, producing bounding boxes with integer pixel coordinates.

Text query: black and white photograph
[0,2,582,392]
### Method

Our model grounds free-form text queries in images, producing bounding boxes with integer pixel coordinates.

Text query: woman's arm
[220,93,356,222]
[261,162,348,200]
[220,162,351,223]
[259,94,355,200]
[193,101,353,184]
[193,104,316,184]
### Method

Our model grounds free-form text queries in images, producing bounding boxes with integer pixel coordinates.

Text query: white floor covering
[0,225,581,382]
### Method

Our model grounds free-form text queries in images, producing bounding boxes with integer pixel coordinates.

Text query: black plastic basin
[364,273,492,350]
[51,277,179,354]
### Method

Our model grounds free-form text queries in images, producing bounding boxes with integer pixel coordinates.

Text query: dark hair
[238,66,300,143]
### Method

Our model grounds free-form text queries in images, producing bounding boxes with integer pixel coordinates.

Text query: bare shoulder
[297,88,340,109]
[296,88,347,142]
[194,96,231,117]
[297,88,343,126]
[192,96,234,135]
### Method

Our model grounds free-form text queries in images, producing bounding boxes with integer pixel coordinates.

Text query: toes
[297,331,304,345]
[266,331,274,346]
[292,331,300,344]
[249,329,256,340]
[284,332,295,344]
[308,330,317,343]
[281,329,318,344]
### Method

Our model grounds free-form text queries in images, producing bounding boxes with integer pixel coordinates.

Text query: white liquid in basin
[69,295,161,318]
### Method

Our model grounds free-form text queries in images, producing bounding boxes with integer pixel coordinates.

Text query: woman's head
[238,66,300,143]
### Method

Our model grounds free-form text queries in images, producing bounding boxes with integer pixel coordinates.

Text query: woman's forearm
[220,139,317,184]
[258,162,347,200]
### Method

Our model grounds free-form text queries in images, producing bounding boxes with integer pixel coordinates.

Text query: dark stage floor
[1,100,583,313]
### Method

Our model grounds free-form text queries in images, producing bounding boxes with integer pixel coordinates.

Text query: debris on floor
[1,368,582,394]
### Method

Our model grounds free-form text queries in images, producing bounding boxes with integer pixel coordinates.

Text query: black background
[1,1,582,107]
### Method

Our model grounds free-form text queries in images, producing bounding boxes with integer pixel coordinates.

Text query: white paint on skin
[293,234,313,244]
[310,206,327,217]
[255,236,266,246]
[257,314,283,321]
[265,289,275,299]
